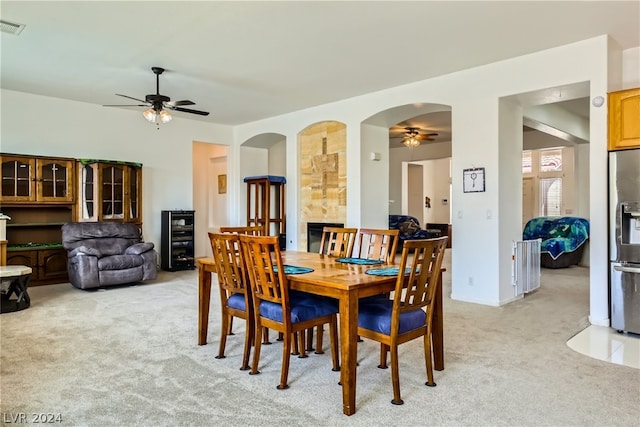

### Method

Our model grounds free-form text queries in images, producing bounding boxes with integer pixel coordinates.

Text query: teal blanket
[523,217,589,260]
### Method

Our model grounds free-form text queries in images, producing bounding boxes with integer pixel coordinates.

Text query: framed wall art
[217,174,227,194]
[463,167,485,193]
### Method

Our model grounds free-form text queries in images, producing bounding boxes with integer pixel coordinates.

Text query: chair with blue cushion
[358,236,448,405]
[219,225,274,343]
[239,234,340,390]
[208,232,254,371]
[310,226,357,352]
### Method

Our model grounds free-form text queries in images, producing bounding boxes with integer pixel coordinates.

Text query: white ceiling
[1,1,638,128]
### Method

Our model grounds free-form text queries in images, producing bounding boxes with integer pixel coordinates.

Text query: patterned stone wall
[298,121,347,250]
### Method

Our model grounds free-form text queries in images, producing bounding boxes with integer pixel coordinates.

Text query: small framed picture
[463,167,485,193]
[217,174,227,194]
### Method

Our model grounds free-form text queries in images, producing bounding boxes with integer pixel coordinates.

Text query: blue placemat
[365,267,414,276]
[273,265,314,274]
[336,257,384,265]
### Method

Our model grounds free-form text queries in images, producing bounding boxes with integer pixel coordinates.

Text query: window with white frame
[522,148,569,218]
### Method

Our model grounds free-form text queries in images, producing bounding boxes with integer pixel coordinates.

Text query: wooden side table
[0,265,32,313]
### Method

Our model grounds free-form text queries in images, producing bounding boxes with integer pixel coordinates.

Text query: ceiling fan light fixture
[142,108,157,122]
[403,136,421,148]
[159,110,172,123]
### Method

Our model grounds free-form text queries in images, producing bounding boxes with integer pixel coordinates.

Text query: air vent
[0,20,26,36]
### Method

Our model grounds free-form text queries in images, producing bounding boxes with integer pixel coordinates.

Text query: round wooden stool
[1,265,32,313]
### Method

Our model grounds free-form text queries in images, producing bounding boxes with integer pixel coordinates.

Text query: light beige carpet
[1,252,639,426]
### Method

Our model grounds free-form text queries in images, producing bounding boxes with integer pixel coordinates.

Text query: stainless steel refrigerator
[609,148,640,334]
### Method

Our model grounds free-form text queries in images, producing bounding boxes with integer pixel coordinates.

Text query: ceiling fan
[389,127,438,148]
[104,66,209,124]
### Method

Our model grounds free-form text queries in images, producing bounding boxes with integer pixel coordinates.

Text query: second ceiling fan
[390,127,438,148]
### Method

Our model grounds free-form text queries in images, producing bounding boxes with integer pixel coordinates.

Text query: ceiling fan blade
[166,100,195,107]
[168,106,210,116]
[103,104,147,107]
[116,94,148,104]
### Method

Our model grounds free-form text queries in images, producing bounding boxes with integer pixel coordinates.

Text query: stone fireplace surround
[298,121,347,251]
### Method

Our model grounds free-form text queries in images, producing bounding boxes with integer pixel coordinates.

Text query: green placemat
[365,267,414,276]
[336,257,384,265]
[273,265,314,274]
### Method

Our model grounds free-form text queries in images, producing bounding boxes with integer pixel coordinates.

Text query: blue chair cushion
[358,298,426,335]
[227,292,247,311]
[259,293,338,323]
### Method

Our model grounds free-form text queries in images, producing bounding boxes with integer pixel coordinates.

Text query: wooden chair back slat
[356,228,399,264]
[209,232,247,295]
[219,225,264,236]
[239,235,288,306]
[319,227,357,257]
[393,237,447,321]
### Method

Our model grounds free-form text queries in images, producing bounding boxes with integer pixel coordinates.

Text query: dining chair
[357,236,448,405]
[312,226,357,351]
[219,225,277,345]
[208,232,254,370]
[239,234,340,390]
[319,226,357,257]
[219,225,264,236]
[355,228,399,264]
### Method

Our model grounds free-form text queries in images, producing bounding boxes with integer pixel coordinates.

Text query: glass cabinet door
[1,156,35,201]
[78,163,98,221]
[100,164,125,220]
[37,159,74,202]
[127,166,141,223]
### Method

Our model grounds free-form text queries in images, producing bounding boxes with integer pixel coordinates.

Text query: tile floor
[567,325,640,369]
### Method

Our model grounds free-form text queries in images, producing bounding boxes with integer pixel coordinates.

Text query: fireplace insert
[307,222,344,253]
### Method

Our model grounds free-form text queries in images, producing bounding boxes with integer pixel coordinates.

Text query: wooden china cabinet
[1,154,75,285]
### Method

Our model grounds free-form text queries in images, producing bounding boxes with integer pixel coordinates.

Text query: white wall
[268,139,287,176]
[422,158,451,225]
[360,124,390,228]
[192,142,228,258]
[622,47,639,88]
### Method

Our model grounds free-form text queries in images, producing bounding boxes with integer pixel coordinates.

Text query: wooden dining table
[196,251,445,416]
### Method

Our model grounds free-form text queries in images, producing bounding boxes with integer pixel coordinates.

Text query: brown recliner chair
[62,222,157,290]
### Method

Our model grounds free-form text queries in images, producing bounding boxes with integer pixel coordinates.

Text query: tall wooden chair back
[219,225,264,236]
[356,228,399,264]
[220,225,277,342]
[208,232,254,370]
[315,226,357,348]
[239,234,340,390]
[319,227,357,257]
[357,236,448,405]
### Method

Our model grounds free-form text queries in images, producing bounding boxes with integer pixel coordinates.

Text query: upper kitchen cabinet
[608,88,640,151]
[77,160,142,224]
[1,154,75,203]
